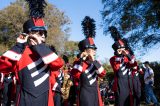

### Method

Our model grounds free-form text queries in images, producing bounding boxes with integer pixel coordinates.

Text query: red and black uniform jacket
[110,55,136,92]
[71,58,106,106]
[130,61,143,100]
[0,43,64,106]
[50,69,63,94]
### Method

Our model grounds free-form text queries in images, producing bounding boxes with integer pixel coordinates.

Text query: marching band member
[0,0,64,105]
[71,16,106,106]
[109,26,137,106]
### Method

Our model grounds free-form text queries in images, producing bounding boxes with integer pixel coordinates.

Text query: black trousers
[54,92,62,106]
[2,79,12,106]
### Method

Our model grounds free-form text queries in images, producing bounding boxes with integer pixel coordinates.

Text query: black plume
[25,0,47,18]
[81,16,96,38]
[108,26,122,41]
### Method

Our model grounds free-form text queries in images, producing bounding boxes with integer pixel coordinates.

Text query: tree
[101,0,160,53]
[0,1,28,47]
[63,41,79,63]
[0,0,70,53]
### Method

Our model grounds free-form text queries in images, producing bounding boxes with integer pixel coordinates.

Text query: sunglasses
[31,30,47,37]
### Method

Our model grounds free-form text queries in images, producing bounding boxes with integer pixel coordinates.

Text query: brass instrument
[61,72,73,100]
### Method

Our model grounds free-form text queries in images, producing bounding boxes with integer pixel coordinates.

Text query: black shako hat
[23,18,47,34]
[112,39,126,51]
[23,0,47,34]
[78,37,97,52]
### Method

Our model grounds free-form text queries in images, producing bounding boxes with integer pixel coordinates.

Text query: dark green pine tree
[101,0,160,53]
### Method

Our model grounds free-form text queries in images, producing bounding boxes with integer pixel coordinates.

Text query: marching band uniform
[110,40,137,106]
[0,18,64,106]
[2,72,15,106]
[71,37,106,106]
[131,61,143,106]
[50,69,63,106]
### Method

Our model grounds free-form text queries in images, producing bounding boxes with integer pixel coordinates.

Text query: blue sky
[0,0,159,62]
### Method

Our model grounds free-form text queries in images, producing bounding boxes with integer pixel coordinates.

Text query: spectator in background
[144,61,159,106]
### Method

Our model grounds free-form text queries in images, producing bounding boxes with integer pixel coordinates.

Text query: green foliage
[63,41,79,64]
[44,3,71,53]
[0,3,28,47]
[0,0,70,53]
[101,0,160,54]
[103,63,113,73]
[101,58,113,72]
[101,59,114,81]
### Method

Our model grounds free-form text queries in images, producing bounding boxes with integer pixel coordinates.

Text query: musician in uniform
[50,69,64,106]
[109,26,138,106]
[0,0,64,105]
[71,16,106,106]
